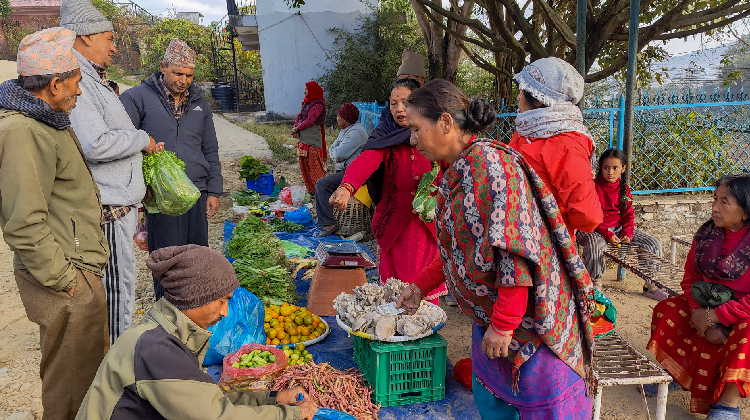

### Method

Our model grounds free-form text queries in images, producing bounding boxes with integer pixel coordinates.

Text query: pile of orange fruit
[264,302,327,346]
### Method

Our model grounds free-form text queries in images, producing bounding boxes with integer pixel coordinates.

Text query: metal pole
[230,27,240,114]
[622,0,640,185]
[576,0,586,111]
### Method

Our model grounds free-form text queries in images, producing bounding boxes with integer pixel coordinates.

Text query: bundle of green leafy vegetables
[143,150,185,185]
[412,162,440,223]
[230,190,262,206]
[268,218,303,233]
[238,156,270,181]
[142,151,200,217]
[231,261,297,303]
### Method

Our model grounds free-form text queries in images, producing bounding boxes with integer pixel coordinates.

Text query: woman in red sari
[648,174,750,420]
[329,78,447,303]
[292,81,327,194]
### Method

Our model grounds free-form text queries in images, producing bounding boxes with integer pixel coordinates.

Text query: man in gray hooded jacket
[61,0,163,344]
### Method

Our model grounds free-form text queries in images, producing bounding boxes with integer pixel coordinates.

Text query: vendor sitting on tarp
[76,245,317,420]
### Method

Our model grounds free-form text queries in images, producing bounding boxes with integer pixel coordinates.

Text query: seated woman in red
[648,174,750,420]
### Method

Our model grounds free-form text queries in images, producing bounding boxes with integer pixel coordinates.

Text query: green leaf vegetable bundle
[268,218,303,233]
[412,162,440,223]
[230,190,262,206]
[142,151,200,217]
[238,156,270,181]
[232,261,298,303]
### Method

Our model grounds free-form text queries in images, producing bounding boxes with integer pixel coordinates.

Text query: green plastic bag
[143,151,200,216]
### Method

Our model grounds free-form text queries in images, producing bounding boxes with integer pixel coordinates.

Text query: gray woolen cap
[60,0,114,36]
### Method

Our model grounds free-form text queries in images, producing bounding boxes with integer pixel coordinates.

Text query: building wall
[256,0,371,119]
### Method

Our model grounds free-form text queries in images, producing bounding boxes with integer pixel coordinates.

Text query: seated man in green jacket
[76,245,317,420]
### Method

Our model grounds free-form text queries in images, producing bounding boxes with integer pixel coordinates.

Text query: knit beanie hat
[337,103,359,124]
[146,245,239,309]
[60,0,114,36]
[397,50,426,78]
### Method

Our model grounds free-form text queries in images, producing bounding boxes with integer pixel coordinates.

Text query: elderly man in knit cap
[120,39,223,302]
[0,27,109,420]
[314,103,368,237]
[61,0,163,344]
[76,245,318,420]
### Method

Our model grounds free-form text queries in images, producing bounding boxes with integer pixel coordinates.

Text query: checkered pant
[577,227,662,281]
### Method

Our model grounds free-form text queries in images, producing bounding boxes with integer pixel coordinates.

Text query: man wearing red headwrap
[291,81,327,194]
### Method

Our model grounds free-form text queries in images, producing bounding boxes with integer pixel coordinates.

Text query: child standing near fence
[578,148,665,299]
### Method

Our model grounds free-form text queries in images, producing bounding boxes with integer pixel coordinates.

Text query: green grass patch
[239,121,341,163]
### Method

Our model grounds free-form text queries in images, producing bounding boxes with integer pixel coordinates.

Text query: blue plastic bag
[285,206,312,224]
[203,287,265,366]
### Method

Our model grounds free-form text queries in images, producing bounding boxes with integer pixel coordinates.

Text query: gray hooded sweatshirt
[69,50,150,207]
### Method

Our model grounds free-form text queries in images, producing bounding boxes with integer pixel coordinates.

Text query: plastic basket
[246,169,274,195]
[353,333,447,407]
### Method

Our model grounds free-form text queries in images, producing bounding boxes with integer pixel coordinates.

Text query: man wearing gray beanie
[61,0,164,345]
[76,245,317,420]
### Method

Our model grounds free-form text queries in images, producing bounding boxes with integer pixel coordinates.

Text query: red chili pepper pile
[271,362,380,419]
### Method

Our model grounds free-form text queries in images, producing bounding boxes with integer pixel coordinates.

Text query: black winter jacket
[120,73,223,196]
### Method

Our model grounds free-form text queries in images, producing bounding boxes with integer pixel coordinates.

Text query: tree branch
[414,0,498,42]
[610,2,750,39]
[420,3,514,53]
[494,0,547,58]
[651,9,750,40]
[459,43,515,78]
[531,0,577,48]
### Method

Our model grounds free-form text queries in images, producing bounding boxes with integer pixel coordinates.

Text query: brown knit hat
[147,245,239,309]
[397,50,426,78]
[337,103,359,124]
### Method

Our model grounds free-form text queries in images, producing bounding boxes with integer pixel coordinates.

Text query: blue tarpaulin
[211,219,480,419]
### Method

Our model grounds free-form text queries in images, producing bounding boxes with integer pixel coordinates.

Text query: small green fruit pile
[282,344,314,366]
[231,349,277,369]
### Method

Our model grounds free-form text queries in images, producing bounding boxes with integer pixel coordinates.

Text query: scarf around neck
[694,220,750,282]
[514,102,591,140]
[0,79,71,130]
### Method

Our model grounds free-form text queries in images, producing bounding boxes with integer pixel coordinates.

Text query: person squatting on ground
[315,103,368,237]
[398,79,595,420]
[292,81,327,195]
[577,148,663,294]
[120,38,223,301]
[0,27,109,420]
[61,0,163,343]
[329,78,448,304]
[507,57,602,244]
[648,175,750,420]
[76,245,317,420]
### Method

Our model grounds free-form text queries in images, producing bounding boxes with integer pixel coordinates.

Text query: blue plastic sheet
[203,287,266,366]
[314,408,357,420]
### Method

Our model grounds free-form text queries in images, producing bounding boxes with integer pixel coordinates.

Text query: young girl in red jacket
[578,148,664,299]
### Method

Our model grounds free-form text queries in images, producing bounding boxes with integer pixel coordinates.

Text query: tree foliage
[411,0,750,101]
[317,0,426,112]
[0,0,11,19]
[141,19,214,81]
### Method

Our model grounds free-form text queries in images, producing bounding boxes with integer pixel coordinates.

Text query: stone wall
[632,194,712,260]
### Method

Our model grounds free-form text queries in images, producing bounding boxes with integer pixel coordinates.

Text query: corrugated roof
[11,0,62,8]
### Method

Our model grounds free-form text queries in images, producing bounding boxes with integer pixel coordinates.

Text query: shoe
[706,404,741,420]
[642,380,681,397]
[643,284,669,301]
[445,294,458,306]
[316,225,338,237]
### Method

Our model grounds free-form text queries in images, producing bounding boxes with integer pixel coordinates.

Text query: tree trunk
[493,51,515,106]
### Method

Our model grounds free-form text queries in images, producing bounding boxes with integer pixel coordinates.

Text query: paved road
[212,114,273,160]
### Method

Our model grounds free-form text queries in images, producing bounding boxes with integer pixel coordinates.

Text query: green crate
[353,333,447,407]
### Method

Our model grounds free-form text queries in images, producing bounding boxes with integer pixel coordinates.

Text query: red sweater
[415,256,528,332]
[341,144,437,251]
[594,177,635,241]
[681,225,750,326]
[508,131,603,242]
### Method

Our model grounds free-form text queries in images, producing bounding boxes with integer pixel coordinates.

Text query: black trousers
[315,171,345,227]
[147,192,209,300]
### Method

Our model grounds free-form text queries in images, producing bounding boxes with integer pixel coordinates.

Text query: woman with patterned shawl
[329,78,447,304]
[397,79,596,419]
[648,175,750,420]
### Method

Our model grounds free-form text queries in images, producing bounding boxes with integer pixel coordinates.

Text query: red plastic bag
[454,358,473,391]
[218,344,287,392]
[133,209,148,251]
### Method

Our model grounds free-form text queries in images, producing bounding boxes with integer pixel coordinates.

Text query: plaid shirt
[102,205,133,224]
[87,59,108,84]
[156,75,189,120]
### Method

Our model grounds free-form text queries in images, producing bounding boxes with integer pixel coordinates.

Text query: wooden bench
[602,243,684,297]
[593,332,673,420]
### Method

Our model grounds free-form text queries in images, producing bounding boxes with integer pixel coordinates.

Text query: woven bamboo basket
[333,196,374,238]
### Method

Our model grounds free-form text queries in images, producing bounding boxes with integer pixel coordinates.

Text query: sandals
[316,225,338,238]
[643,283,669,301]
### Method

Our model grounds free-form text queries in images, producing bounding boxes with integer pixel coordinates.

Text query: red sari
[648,224,750,413]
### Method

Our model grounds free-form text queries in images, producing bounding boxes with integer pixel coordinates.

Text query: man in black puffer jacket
[120,38,223,300]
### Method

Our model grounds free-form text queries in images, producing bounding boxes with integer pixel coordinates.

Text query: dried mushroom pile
[334,279,446,341]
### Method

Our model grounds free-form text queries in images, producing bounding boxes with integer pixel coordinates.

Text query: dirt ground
[1,114,748,419]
